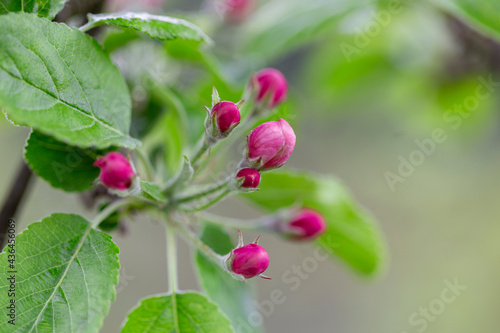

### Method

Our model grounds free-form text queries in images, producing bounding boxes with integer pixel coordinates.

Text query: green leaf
[82,12,211,43]
[121,292,234,333]
[25,131,102,192]
[243,170,386,275]
[241,0,367,60]
[434,0,500,41]
[165,39,205,62]
[0,13,140,149]
[0,0,65,20]
[140,181,167,202]
[195,225,262,333]
[0,213,120,332]
[0,0,35,15]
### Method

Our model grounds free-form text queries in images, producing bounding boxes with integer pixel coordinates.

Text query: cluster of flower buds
[94,152,136,191]
[91,68,315,285]
[225,230,270,282]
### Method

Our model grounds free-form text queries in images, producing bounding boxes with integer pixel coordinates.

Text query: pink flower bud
[247,119,296,170]
[286,209,327,241]
[211,101,241,135]
[231,243,270,279]
[251,68,288,108]
[236,168,261,188]
[223,0,255,23]
[94,152,135,190]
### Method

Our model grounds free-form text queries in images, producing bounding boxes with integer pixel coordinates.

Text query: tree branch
[0,161,33,250]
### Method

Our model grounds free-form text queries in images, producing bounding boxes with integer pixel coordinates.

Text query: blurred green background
[2,0,500,332]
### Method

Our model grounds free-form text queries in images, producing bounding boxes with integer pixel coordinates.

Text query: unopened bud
[94,152,136,191]
[246,119,296,170]
[225,231,270,281]
[281,209,327,241]
[222,0,255,23]
[206,101,241,139]
[250,68,288,109]
[236,168,261,188]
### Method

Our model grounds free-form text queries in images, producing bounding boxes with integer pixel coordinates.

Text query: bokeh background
[2,0,500,332]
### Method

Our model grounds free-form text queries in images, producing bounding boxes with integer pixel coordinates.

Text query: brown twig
[0,161,33,250]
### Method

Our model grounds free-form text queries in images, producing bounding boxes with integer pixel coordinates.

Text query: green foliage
[83,13,211,43]
[24,131,102,192]
[195,225,261,333]
[0,13,139,149]
[0,213,120,332]
[121,292,234,333]
[244,170,386,275]
[0,0,65,20]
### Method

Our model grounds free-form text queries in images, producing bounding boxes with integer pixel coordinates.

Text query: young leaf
[81,12,211,43]
[0,13,140,149]
[140,181,167,202]
[434,0,500,41]
[195,225,262,333]
[0,213,120,332]
[25,131,103,192]
[242,170,386,276]
[121,292,234,333]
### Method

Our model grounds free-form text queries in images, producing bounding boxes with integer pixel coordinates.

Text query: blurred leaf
[25,131,103,192]
[195,225,262,333]
[435,0,500,40]
[0,13,139,149]
[140,181,167,202]
[165,39,205,62]
[0,0,65,20]
[83,13,211,43]
[101,29,142,53]
[241,0,369,60]
[0,213,120,332]
[121,292,234,333]
[243,170,386,275]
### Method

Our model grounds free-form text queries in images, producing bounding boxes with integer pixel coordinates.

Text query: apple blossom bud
[251,68,288,109]
[247,119,296,170]
[231,243,269,279]
[211,101,241,135]
[222,0,255,23]
[284,209,327,241]
[236,168,261,188]
[94,152,135,190]
[224,231,270,281]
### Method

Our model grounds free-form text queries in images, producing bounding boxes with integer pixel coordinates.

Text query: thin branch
[0,161,33,251]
